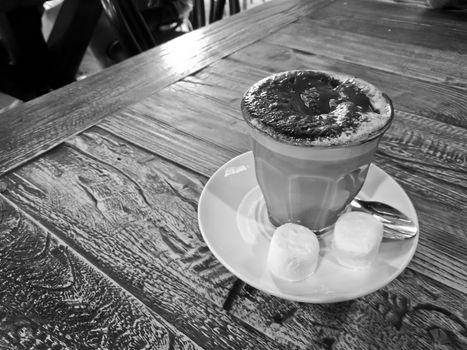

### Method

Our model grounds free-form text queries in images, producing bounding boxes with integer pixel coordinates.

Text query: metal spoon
[350,197,418,240]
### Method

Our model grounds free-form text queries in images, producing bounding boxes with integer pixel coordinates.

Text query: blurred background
[0,0,270,101]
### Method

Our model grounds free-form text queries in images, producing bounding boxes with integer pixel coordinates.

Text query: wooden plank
[204,48,467,289]
[378,0,429,7]
[104,54,466,154]
[265,18,467,91]
[0,196,202,349]
[2,129,466,349]
[115,85,251,154]
[308,0,467,52]
[382,0,467,11]
[0,129,289,350]
[0,94,21,113]
[96,62,272,175]
[226,269,467,350]
[330,0,467,31]
[228,42,467,128]
[185,62,467,292]
[96,66,268,176]
[98,111,239,177]
[0,0,334,177]
[98,58,466,292]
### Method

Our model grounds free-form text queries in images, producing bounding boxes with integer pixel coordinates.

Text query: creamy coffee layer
[241,70,392,146]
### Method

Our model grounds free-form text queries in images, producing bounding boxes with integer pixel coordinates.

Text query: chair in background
[209,0,240,25]
[189,0,206,29]
[98,0,243,63]
[47,0,102,86]
[100,0,156,59]
[0,0,247,100]
[97,0,192,64]
[0,0,102,100]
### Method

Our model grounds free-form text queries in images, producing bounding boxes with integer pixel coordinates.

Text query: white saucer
[198,152,419,303]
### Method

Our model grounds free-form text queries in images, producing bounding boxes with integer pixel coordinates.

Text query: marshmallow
[333,212,383,269]
[267,223,320,281]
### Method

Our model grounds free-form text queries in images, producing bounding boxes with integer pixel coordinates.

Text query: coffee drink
[241,70,393,232]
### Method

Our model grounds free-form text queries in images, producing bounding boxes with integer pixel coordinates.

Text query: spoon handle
[351,198,418,240]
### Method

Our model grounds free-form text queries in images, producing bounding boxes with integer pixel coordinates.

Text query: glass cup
[241,71,394,234]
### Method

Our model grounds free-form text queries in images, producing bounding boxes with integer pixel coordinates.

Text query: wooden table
[0,0,466,348]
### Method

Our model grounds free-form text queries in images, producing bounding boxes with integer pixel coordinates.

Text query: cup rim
[241,70,395,148]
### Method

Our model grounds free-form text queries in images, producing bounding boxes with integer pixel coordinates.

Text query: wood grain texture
[0,0,334,177]
[379,0,429,7]
[1,1,466,348]
[2,129,466,349]
[98,56,466,293]
[1,129,290,350]
[98,109,240,177]
[265,8,467,91]
[226,269,467,350]
[228,41,467,128]
[97,78,253,175]
[190,61,467,293]
[308,0,467,53]
[0,196,202,350]
[0,94,21,113]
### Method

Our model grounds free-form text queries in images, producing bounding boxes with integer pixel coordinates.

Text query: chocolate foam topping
[241,70,393,146]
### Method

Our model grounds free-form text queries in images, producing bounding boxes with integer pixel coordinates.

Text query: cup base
[236,186,338,244]
[268,215,335,237]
